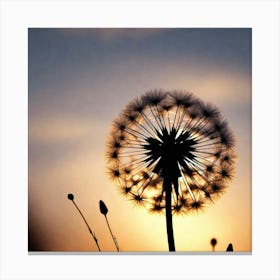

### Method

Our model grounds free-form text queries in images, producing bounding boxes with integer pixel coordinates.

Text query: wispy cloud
[29,117,95,144]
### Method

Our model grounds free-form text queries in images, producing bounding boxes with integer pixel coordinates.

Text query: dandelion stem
[71,200,101,252]
[164,178,175,251]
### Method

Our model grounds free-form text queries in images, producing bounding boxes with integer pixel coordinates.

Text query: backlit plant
[106,90,236,251]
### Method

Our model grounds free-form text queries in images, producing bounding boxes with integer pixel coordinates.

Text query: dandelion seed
[201,103,220,119]
[220,165,234,180]
[108,168,121,180]
[120,186,132,196]
[123,167,131,175]
[128,98,146,113]
[150,203,164,214]
[153,194,164,203]
[221,151,236,165]
[206,164,215,173]
[142,90,166,106]
[189,199,205,211]
[210,182,226,196]
[108,150,119,161]
[131,194,146,206]
[173,203,186,215]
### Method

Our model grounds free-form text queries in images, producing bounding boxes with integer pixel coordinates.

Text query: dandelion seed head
[106,90,236,215]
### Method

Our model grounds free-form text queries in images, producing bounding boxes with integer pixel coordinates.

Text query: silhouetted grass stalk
[99,200,120,252]
[210,238,217,252]
[105,215,120,252]
[68,194,101,252]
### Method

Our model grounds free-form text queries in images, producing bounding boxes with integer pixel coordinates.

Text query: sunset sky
[28,28,251,252]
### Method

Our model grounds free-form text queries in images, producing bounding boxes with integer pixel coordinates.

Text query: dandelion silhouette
[106,90,236,251]
[99,200,120,252]
[67,193,101,251]
[210,237,217,252]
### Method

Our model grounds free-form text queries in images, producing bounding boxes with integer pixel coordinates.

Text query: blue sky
[29,28,251,119]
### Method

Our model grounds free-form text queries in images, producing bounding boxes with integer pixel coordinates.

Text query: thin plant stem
[104,215,120,252]
[164,178,175,251]
[71,200,101,252]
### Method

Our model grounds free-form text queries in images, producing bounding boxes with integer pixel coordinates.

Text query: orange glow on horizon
[28,28,251,253]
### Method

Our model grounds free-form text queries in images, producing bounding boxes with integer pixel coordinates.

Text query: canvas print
[28,28,251,252]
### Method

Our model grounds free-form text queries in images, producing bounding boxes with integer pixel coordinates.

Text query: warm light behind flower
[106,90,236,215]
[28,28,251,252]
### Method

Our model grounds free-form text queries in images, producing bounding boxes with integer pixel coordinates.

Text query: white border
[1,1,279,279]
